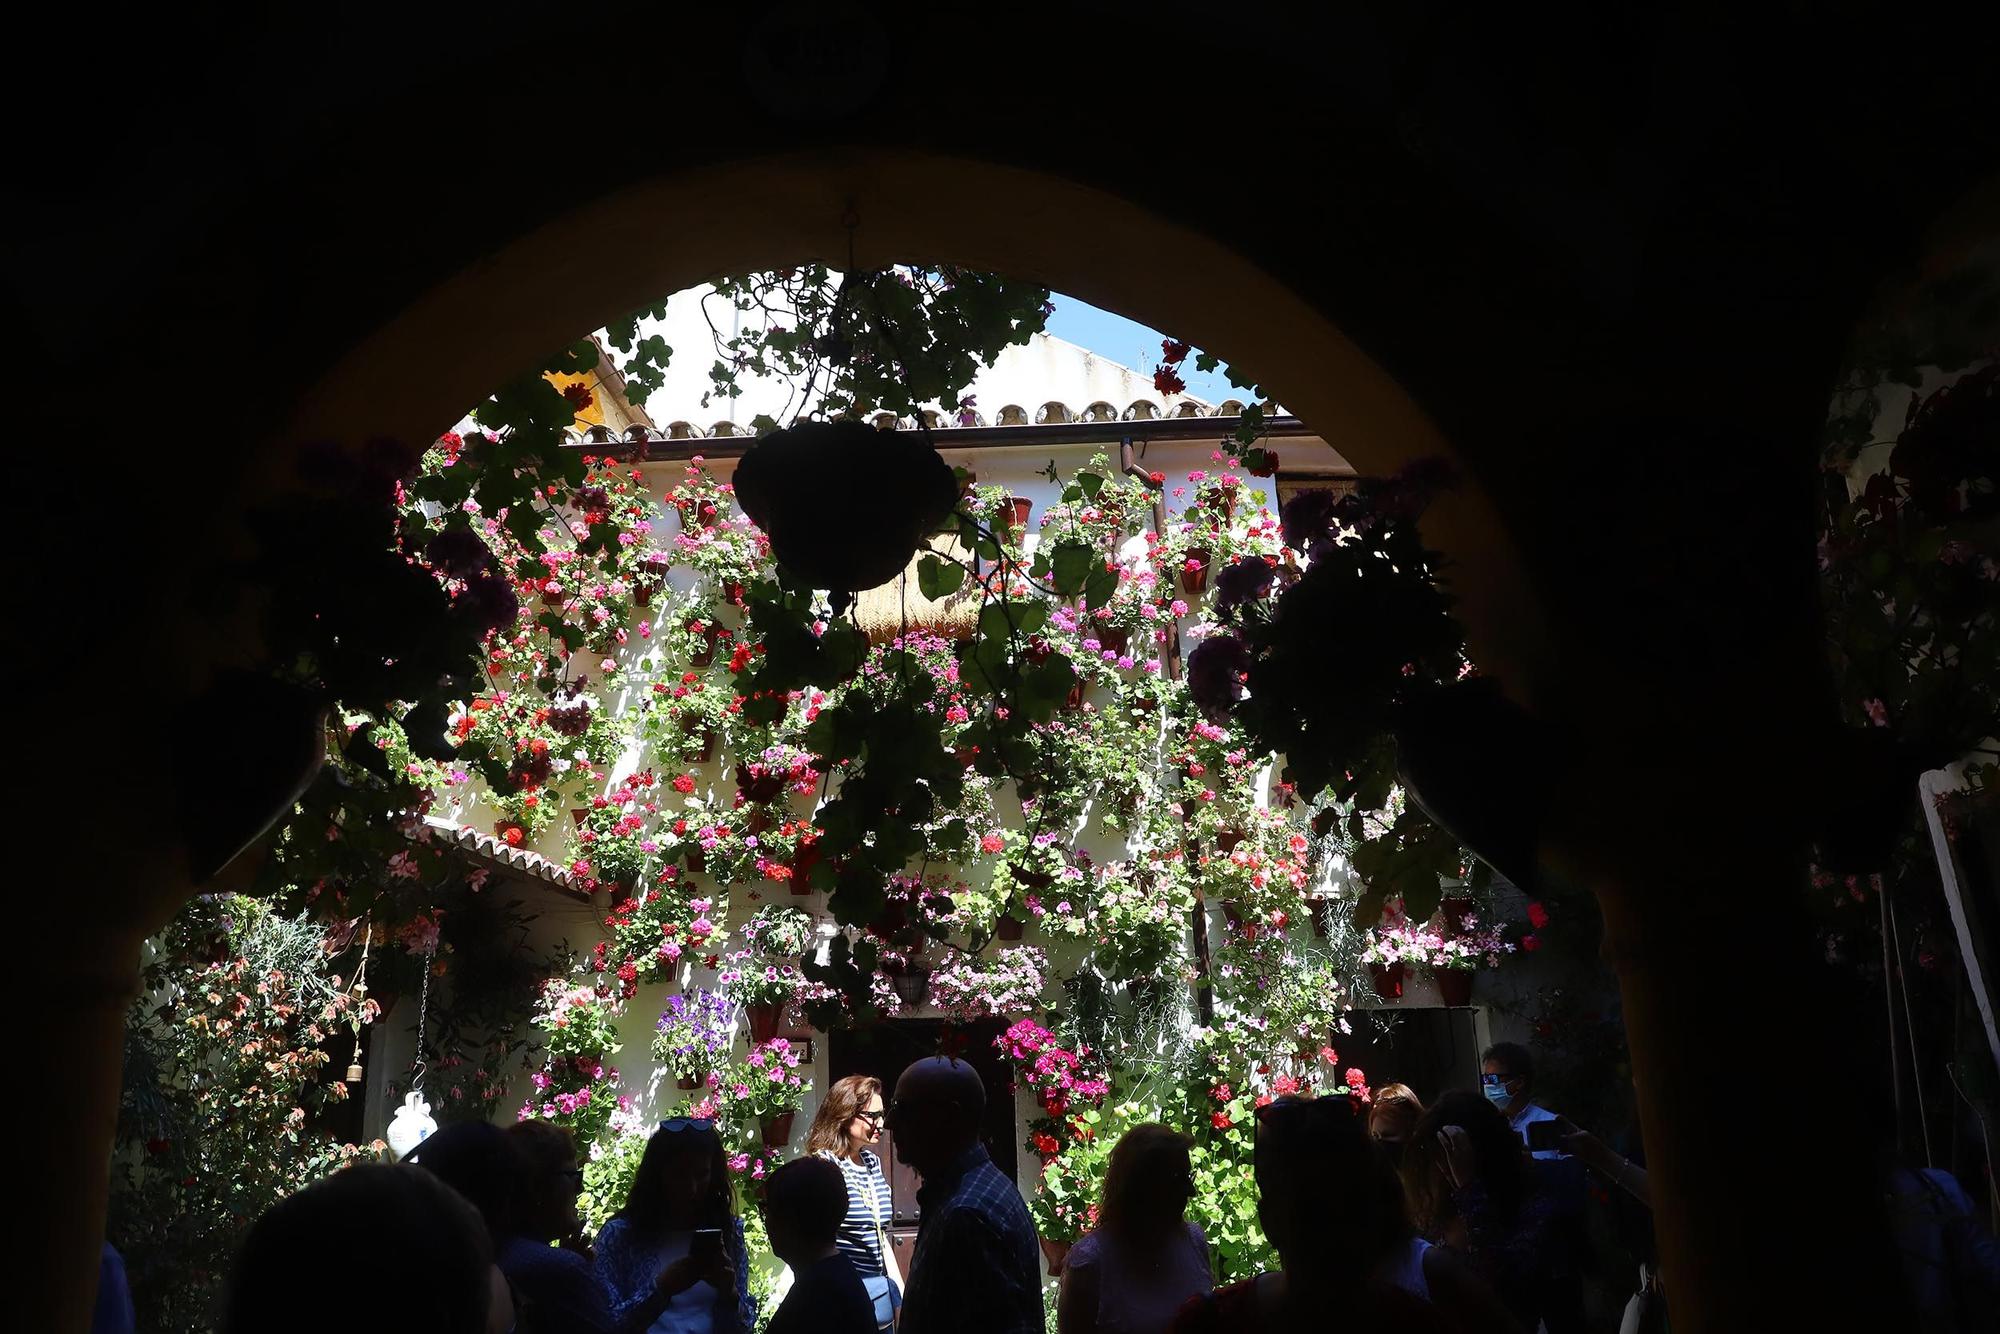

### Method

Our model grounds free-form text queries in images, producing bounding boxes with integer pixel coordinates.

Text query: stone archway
[272,150,1548,708]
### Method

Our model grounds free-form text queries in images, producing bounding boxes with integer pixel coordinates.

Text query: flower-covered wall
[333,417,1553,1294]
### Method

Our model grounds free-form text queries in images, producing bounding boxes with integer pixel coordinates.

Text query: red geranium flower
[1210,1111,1232,1130]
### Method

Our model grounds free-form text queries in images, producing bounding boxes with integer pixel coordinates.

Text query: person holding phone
[596,1118,756,1334]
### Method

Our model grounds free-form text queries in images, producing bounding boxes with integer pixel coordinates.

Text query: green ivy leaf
[917,554,965,600]
[1049,542,1094,595]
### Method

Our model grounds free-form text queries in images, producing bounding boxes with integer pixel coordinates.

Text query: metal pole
[1881,883,1906,1155]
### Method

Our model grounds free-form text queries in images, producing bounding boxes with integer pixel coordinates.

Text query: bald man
[889,1058,1040,1334]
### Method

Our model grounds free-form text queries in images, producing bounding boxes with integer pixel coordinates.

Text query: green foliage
[110,896,384,1334]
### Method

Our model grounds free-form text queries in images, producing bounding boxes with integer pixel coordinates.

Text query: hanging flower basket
[1213,828,1245,854]
[678,499,717,530]
[995,914,1026,942]
[1180,549,1211,594]
[690,625,722,668]
[1097,626,1131,657]
[677,1073,701,1091]
[723,580,747,607]
[746,1003,782,1044]
[887,964,933,1007]
[1369,962,1406,1001]
[732,419,958,593]
[694,729,718,764]
[759,1111,796,1148]
[1436,969,1473,1008]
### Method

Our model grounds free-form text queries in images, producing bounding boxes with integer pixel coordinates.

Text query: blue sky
[1042,292,1242,402]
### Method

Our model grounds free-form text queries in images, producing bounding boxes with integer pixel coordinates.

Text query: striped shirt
[822,1149,894,1279]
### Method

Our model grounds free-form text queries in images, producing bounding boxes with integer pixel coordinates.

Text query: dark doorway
[1337,1008,1484,1104]
[828,1019,1020,1279]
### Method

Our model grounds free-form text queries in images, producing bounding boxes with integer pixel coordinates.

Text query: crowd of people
[203,1042,1997,1334]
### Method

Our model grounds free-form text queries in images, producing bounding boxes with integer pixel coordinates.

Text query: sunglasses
[853,1110,885,1127]
[661,1116,716,1133]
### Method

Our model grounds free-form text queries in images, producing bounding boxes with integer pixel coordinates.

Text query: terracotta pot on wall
[746,1003,782,1044]
[1097,626,1130,657]
[995,914,1025,941]
[1436,969,1473,1007]
[677,1073,701,1090]
[1369,962,1406,1001]
[1180,549,1210,594]
[759,1111,795,1148]
[1004,497,1032,542]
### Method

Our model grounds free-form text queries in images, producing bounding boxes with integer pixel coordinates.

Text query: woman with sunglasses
[804,1075,901,1330]
[597,1118,756,1334]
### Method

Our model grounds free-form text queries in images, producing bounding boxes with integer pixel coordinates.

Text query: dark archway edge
[15,5,1999,1329]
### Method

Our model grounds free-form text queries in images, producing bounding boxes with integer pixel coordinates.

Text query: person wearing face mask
[804,1075,901,1330]
[1480,1043,1564,1160]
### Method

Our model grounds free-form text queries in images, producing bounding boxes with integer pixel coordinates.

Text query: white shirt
[1509,1100,1565,1160]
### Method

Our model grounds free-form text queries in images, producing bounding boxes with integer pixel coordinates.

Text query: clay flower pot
[1004,496,1033,542]
[1436,969,1473,1008]
[690,625,721,667]
[745,1003,782,1045]
[759,1111,796,1148]
[1440,895,1475,934]
[1369,962,1406,1001]
[1097,626,1130,657]
[1309,899,1335,939]
[1180,549,1211,594]
[677,1073,701,1091]
[995,914,1025,941]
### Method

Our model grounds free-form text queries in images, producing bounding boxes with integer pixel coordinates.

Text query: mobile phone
[1527,1120,1565,1153]
[690,1228,724,1265]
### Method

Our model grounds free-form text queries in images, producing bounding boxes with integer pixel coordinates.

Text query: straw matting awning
[852,532,982,645]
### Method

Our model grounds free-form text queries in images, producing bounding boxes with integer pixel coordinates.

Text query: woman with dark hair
[804,1074,900,1329]
[596,1118,755,1334]
[1058,1123,1211,1334]
[1402,1089,1560,1331]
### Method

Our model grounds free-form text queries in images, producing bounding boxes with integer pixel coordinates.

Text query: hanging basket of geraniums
[733,420,958,595]
[653,990,736,1090]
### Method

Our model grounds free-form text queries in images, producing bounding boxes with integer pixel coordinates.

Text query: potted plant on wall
[717,948,804,1044]
[652,989,735,1090]
[736,1037,811,1148]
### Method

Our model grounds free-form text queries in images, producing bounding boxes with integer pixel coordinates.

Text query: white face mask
[1482,1075,1512,1106]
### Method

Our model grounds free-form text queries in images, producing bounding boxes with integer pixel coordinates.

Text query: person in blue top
[889,1057,1041,1334]
[595,1118,756,1334]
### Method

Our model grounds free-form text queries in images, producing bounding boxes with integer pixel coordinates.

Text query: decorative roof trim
[421,815,590,900]
[571,396,1275,443]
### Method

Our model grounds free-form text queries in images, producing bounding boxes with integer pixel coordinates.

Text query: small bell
[346,1062,364,1083]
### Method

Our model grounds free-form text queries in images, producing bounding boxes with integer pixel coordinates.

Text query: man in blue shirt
[889,1057,1041,1334]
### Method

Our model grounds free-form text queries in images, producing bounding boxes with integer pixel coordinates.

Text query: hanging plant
[733,419,958,596]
